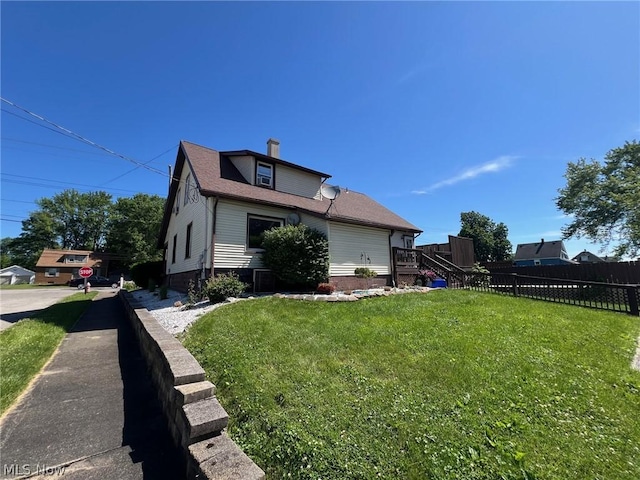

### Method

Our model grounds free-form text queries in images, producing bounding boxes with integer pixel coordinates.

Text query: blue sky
[1,1,638,259]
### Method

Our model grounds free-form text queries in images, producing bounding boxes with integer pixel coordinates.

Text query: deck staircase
[393,247,468,288]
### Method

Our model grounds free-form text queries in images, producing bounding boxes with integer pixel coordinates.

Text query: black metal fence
[464,271,640,316]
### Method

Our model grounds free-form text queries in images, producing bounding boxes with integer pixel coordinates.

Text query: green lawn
[182,290,640,480]
[0,292,97,414]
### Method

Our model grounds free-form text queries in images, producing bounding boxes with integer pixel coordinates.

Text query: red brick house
[34,249,113,285]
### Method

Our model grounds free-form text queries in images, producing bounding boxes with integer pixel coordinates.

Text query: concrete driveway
[0,288,88,331]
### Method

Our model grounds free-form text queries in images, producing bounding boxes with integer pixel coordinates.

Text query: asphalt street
[0,287,113,330]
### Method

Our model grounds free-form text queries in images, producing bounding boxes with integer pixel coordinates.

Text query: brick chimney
[267,138,280,158]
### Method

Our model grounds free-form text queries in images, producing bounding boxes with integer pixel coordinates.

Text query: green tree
[1,237,14,268]
[5,211,60,270]
[556,140,640,258]
[106,194,165,268]
[459,211,513,262]
[37,190,112,250]
[262,224,329,289]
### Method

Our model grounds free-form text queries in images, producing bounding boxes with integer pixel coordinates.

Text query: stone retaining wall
[118,290,264,480]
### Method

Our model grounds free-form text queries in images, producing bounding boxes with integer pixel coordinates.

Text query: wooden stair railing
[419,253,466,288]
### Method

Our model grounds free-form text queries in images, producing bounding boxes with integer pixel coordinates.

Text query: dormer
[224,138,331,200]
[65,254,88,264]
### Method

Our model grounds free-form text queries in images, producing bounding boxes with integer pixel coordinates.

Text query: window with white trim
[65,255,88,263]
[256,162,273,188]
[175,188,181,214]
[247,215,283,250]
[45,268,59,277]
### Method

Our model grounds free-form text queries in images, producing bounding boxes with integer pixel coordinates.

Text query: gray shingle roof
[158,141,421,247]
[514,240,566,260]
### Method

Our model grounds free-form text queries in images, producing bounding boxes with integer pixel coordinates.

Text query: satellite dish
[321,184,341,200]
[286,213,301,226]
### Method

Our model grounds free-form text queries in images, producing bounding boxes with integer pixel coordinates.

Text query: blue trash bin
[431,278,447,288]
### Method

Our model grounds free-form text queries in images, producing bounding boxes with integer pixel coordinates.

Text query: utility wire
[1,98,214,233]
[1,199,37,205]
[1,173,140,194]
[100,143,178,186]
[1,97,168,177]
[1,108,81,142]
[1,136,114,157]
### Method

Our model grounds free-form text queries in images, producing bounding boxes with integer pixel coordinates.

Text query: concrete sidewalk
[0,291,185,479]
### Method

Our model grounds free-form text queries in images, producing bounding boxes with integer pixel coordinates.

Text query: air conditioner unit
[258,175,271,186]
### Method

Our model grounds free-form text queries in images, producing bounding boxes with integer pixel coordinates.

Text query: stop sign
[79,267,93,278]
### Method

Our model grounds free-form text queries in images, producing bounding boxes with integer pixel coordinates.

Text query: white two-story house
[158,139,422,292]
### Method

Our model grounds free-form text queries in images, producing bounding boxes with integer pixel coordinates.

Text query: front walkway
[0,291,184,479]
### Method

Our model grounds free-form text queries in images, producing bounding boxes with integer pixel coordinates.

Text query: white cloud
[412,156,517,195]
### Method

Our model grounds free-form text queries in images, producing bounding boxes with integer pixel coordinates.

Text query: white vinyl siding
[276,164,323,198]
[165,163,207,274]
[228,155,253,183]
[390,230,414,249]
[300,213,328,236]
[215,200,288,270]
[328,222,391,276]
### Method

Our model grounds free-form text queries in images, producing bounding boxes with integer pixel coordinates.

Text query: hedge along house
[158,139,422,292]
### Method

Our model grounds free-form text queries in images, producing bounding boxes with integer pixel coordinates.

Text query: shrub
[316,283,335,294]
[187,280,204,305]
[354,267,377,278]
[262,224,329,289]
[469,263,490,287]
[130,260,164,289]
[204,272,247,303]
[159,284,168,300]
[123,281,137,292]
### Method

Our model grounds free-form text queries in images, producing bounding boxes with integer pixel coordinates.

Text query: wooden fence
[482,261,640,284]
[392,248,639,315]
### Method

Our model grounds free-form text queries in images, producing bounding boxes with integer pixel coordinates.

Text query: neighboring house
[571,250,619,263]
[35,249,113,285]
[0,265,35,285]
[513,239,576,266]
[158,139,422,292]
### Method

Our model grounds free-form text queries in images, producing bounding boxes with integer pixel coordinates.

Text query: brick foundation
[328,275,392,291]
[167,270,208,293]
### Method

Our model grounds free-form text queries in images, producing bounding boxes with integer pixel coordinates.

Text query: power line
[0,199,37,205]
[1,108,81,142]
[1,97,168,177]
[0,218,22,223]
[100,143,178,186]
[1,173,141,194]
[1,136,114,157]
